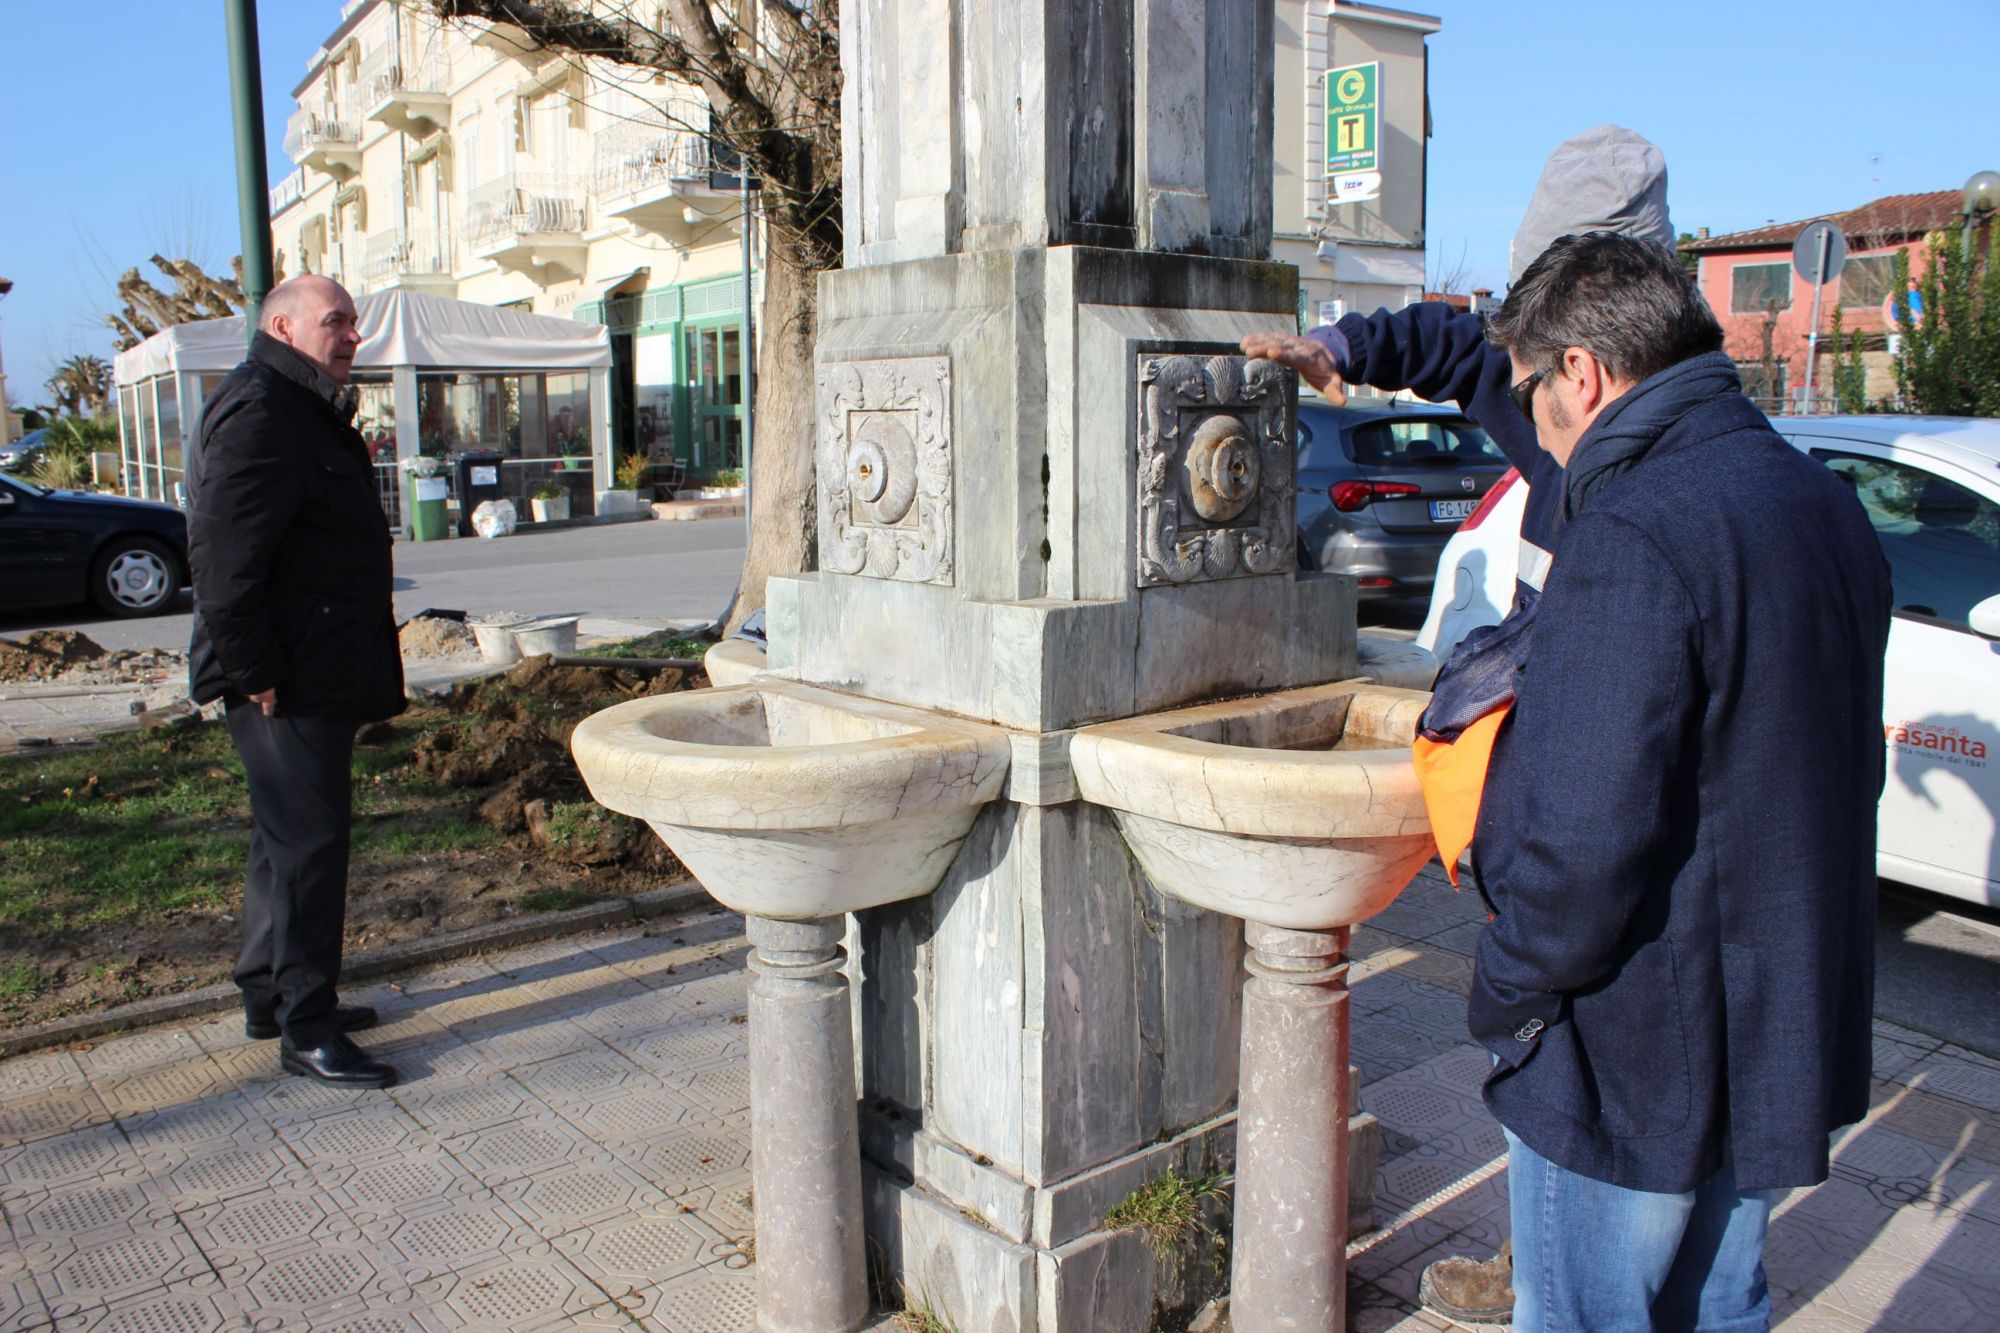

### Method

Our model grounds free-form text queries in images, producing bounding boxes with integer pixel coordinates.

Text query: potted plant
[530,480,571,523]
[597,452,655,517]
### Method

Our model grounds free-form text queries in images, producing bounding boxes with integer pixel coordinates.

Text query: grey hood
[1509,125,1674,283]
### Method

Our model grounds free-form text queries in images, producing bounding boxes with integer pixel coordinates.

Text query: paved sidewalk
[2,875,1995,1331]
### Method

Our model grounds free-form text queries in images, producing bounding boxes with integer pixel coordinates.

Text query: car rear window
[1349,418,1503,467]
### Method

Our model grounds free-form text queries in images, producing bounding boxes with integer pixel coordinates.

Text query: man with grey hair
[1440,231,1889,1328]
[1244,125,1677,1321]
[187,275,404,1089]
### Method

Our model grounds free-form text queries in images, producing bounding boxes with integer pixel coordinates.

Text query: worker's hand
[1239,332,1347,404]
[248,688,276,717]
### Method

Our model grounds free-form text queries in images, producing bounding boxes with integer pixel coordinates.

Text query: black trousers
[226,702,357,1045]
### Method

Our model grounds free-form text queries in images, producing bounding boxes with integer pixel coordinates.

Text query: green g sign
[1324,61,1380,176]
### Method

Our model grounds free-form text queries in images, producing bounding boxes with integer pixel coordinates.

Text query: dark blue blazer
[1463,353,1891,1193]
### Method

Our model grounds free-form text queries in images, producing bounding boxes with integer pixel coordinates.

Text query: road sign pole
[1800,227,1831,415]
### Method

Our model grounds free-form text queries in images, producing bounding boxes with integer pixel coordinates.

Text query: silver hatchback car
[1294,399,1508,601]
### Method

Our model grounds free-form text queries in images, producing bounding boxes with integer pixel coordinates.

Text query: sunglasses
[1509,367,1550,423]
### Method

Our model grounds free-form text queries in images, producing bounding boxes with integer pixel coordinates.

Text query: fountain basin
[1070,681,1433,930]
[572,680,1011,919]
[702,637,769,687]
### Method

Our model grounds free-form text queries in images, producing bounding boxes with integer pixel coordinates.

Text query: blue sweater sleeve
[1318,303,1545,476]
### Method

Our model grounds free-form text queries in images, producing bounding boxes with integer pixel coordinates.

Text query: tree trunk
[729,245,819,634]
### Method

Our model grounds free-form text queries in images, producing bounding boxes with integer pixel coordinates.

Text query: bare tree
[431,0,841,632]
[106,254,285,352]
[1426,241,1471,299]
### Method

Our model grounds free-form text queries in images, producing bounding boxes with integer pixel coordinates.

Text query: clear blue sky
[2,0,1996,401]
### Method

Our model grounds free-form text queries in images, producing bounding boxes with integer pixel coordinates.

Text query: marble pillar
[746,916,869,1333]
[1231,923,1353,1333]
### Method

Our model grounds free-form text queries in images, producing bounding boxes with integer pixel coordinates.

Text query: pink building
[1680,190,1981,412]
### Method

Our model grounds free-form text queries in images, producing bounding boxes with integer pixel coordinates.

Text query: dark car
[0,473,189,617]
[1295,398,1508,600]
[0,428,51,474]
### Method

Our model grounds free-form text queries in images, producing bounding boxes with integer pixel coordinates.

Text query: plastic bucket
[512,616,580,658]
[468,616,528,665]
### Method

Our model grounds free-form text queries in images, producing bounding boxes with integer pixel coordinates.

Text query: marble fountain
[569,3,1439,1329]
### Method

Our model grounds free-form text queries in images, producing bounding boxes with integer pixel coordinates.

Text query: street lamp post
[1961,170,1999,264]
[223,0,275,344]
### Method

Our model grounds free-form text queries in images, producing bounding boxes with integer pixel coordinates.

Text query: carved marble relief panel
[817,357,955,584]
[1135,355,1296,587]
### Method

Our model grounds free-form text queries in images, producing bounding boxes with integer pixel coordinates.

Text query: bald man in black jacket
[186,276,404,1089]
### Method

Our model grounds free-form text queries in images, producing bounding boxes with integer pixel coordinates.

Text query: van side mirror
[1969,593,2000,641]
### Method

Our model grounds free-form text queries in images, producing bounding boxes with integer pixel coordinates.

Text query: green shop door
[684,324,744,472]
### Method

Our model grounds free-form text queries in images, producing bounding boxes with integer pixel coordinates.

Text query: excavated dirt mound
[398,616,480,660]
[0,630,108,683]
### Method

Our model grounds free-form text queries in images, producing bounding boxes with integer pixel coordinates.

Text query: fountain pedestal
[1233,923,1355,1332]
[746,916,870,1333]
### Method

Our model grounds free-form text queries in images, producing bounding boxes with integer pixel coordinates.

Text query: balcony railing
[591,122,710,202]
[463,173,587,248]
[362,228,454,285]
[284,101,361,163]
[269,168,307,217]
[359,43,449,105]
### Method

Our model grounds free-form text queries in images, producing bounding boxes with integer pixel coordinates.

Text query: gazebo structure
[111,291,613,534]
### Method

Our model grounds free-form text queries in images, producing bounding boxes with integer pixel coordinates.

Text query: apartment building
[1274,1,1438,335]
[269,0,756,481]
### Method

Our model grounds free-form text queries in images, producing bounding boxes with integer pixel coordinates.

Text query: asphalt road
[0,515,749,654]
[1874,883,2000,1057]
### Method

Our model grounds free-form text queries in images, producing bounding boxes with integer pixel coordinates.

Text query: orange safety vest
[1410,703,1511,887]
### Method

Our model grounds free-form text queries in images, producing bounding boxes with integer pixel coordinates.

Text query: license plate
[1430,498,1477,522]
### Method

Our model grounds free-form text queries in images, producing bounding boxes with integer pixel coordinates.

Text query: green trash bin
[407,473,450,542]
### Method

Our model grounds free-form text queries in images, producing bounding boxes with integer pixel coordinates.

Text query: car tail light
[1329,479,1422,512]
[1458,468,1521,531]
[1358,576,1395,588]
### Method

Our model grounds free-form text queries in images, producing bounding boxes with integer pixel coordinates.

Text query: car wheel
[1297,536,1315,572]
[91,536,182,618]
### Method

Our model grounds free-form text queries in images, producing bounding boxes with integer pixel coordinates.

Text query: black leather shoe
[278,1033,398,1089]
[246,1003,378,1042]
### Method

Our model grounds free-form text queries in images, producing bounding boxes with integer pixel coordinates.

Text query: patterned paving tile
[0,1126,146,1205]
[319,1146,490,1232]
[0,1089,113,1152]
[71,1034,204,1082]
[0,1277,49,1333]
[178,1186,343,1262]
[641,1261,759,1333]
[1907,1047,2000,1115]
[431,1254,618,1332]
[34,1275,242,1333]
[454,1017,609,1072]
[29,1217,214,1323]
[116,1094,273,1159]
[278,1107,432,1170]
[556,1209,725,1300]
[149,1136,311,1209]
[0,1052,86,1098]
[494,1157,679,1241]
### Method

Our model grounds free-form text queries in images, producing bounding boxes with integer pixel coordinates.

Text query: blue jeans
[1505,1128,1776,1332]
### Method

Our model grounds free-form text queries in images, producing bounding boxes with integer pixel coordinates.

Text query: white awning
[113,289,613,384]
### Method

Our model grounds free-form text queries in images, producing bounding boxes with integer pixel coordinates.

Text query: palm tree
[44,355,112,419]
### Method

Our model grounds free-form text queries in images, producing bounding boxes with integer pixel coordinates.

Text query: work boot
[1418,1238,1513,1325]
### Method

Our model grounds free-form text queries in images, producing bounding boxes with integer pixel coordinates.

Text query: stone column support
[1230,921,1352,1333]
[746,915,869,1333]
